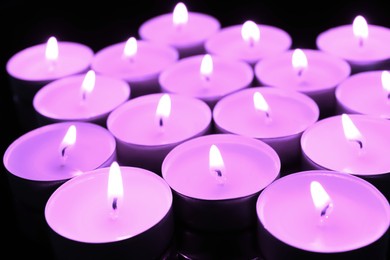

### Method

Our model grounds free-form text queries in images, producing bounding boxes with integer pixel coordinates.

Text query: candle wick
[203,75,211,82]
[215,169,222,177]
[358,37,364,48]
[249,39,255,48]
[112,197,118,211]
[297,68,304,77]
[387,93,390,100]
[320,203,331,218]
[159,117,164,127]
[354,139,363,149]
[61,146,67,158]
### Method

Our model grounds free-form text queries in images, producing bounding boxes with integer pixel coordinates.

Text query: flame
[381,70,390,94]
[253,91,271,117]
[123,37,137,60]
[341,114,363,149]
[81,70,96,100]
[200,54,213,81]
[173,2,188,27]
[292,48,308,76]
[45,36,59,64]
[209,144,226,184]
[59,125,77,162]
[156,94,172,128]
[241,20,260,46]
[353,15,368,46]
[310,181,333,220]
[107,161,123,218]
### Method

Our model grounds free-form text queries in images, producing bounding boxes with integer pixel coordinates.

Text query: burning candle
[254,48,351,118]
[161,134,281,231]
[6,36,94,131]
[205,20,292,66]
[107,93,212,175]
[159,54,254,109]
[33,70,131,126]
[91,36,179,98]
[256,170,390,260]
[301,113,390,201]
[138,2,221,58]
[45,162,174,259]
[213,86,319,169]
[335,70,390,119]
[2,122,116,243]
[316,15,390,73]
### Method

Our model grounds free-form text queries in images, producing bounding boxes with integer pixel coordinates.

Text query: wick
[297,68,304,77]
[320,204,331,218]
[203,75,211,82]
[159,117,164,127]
[215,169,222,177]
[61,146,67,158]
[354,139,363,149]
[249,39,255,48]
[112,197,118,211]
[387,93,390,100]
[358,37,364,48]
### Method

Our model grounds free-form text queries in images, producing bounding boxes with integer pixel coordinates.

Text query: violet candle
[213,86,319,168]
[205,20,292,66]
[161,134,281,231]
[45,163,174,259]
[138,2,221,58]
[254,48,351,118]
[33,70,131,127]
[316,15,390,74]
[6,36,94,131]
[301,114,390,201]
[159,54,254,109]
[335,70,390,119]
[91,37,179,98]
[107,93,212,175]
[256,170,390,260]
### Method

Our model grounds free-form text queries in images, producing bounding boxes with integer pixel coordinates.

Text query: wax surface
[91,40,179,81]
[139,12,221,49]
[33,74,130,121]
[107,93,211,146]
[336,70,390,119]
[213,87,319,138]
[254,49,350,93]
[316,24,390,64]
[257,170,390,252]
[205,24,291,64]
[3,122,116,181]
[45,166,172,243]
[6,41,93,81]
[162,134,280,200]
[159,54,253,100]
[301,114,390,175]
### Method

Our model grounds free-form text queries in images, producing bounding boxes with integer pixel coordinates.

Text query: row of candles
[3,2,390,259]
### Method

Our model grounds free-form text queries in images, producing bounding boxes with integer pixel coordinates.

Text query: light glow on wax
[381,70,390,99]
[292,48,308,77]
[59,125,77,164]
[341,113,364,150]
[155,94,172,129]
[352,15,368,47]
[209,144,226,185]
[200,54,213,82]
[172,2,188,28]
[123,37,137,61]
[310,181,334,223]
[45,36,59,69]
[253,91,271,119]
[81,70,96,101]
[241,20,260,47]
[107,161,123,219]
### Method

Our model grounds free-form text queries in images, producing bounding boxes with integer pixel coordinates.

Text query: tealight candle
[161,134,281,231]
[335,70,390,119]
[301,114,390,201]
[316,15,390,73]
[138,2,221,58]
[107,93,212,175]
[159,54,254,109]
[254,48,351,118]
[33,70,131,127]
[45,162,174,259]
[213,86,319,169]
[2,122,116,243]
[91,36,179,98]
[256,170,390,260]
[6,36,94,131]
[205,20,292,66]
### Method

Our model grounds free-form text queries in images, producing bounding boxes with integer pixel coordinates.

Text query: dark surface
[1,0,389,259]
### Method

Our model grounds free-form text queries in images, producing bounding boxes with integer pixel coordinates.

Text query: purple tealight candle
[256,170,390,260]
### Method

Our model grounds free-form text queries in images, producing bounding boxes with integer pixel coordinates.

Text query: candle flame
[292,48,308,77]
[241,20,260,47]
[108,161,123,219]
[81,70,96,101]
[200,54,213,82]
[253,91,271,119]
[123,37,137,60]
[353,15,368,47]
[59,125,77,163]
[45,36,59,61]
[381,70,390,98]
[310,181,333,221]
[209,144,226,185]
[173,2,188,27]
[155,94,171,129]
[341,114,364,149]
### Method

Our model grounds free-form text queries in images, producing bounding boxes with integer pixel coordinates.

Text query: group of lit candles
[3,2,390,259]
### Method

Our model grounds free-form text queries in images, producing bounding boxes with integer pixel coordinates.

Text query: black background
[1,0,389,258]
